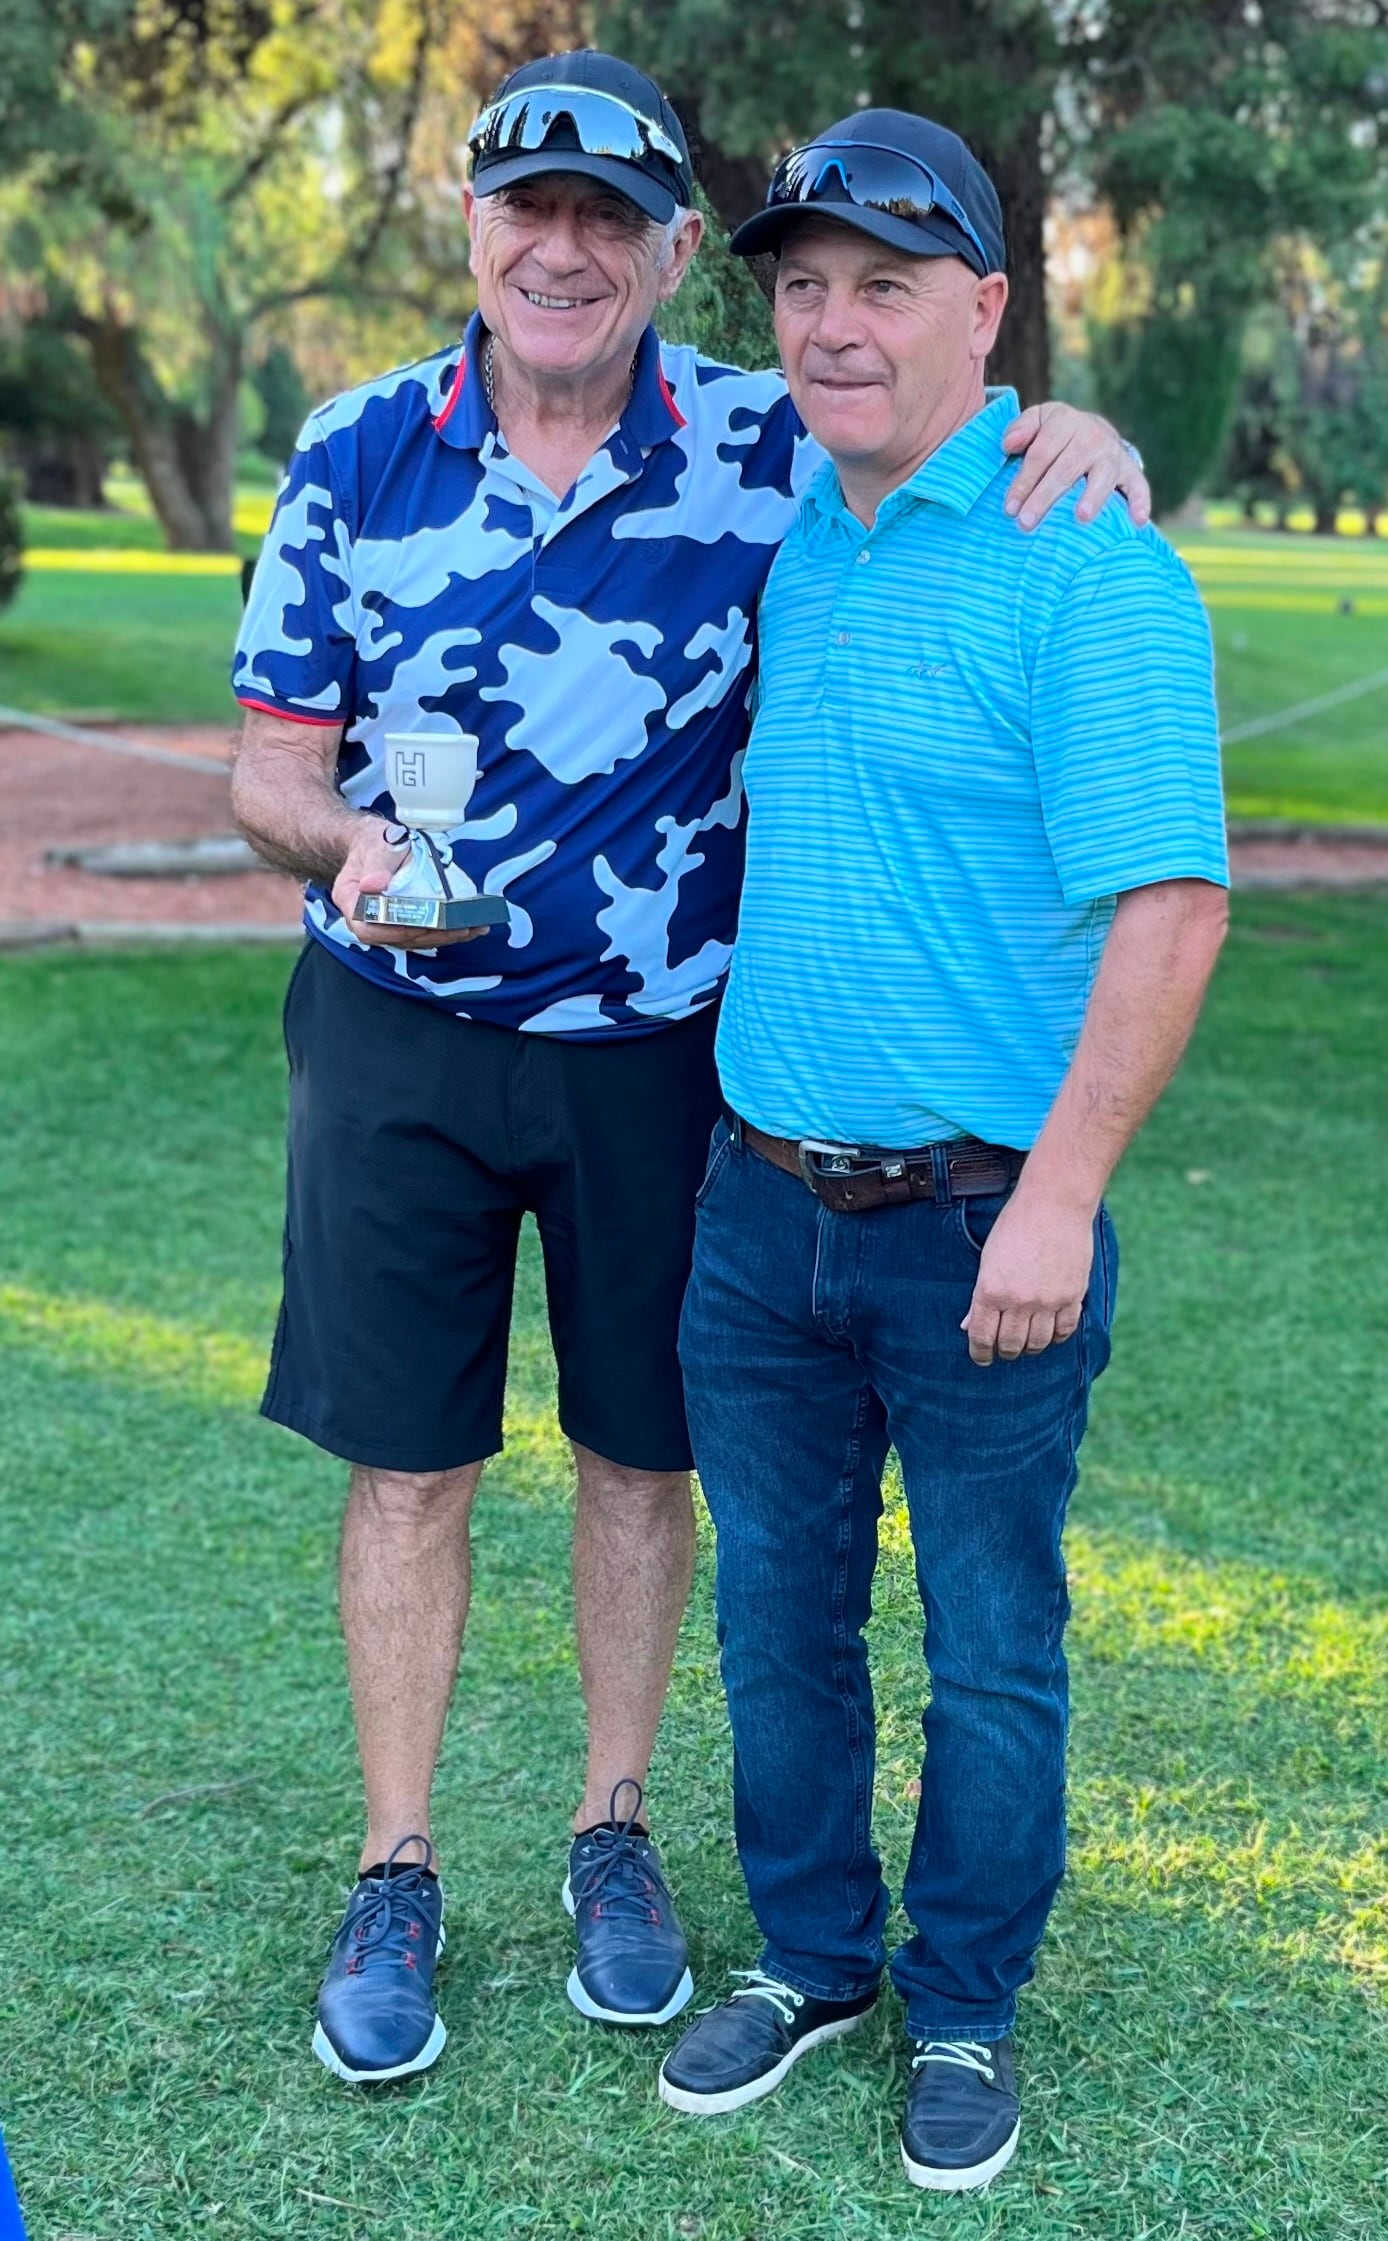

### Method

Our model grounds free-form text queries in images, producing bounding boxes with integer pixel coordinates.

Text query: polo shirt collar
[431,313,685,457]
[806,386,1021,529]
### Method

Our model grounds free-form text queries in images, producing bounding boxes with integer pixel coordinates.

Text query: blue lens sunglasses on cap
[768,141,991,275]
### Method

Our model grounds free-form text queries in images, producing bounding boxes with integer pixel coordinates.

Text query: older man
[230,50,1147,2084]
[657,113,1229,2190]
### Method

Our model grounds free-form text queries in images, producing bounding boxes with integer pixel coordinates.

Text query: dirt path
[1,721,1385,948]
[0,721,301,942]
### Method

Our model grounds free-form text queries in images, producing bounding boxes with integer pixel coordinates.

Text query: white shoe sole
[657,2009,869,2117]
[312,1921,447,2084]
[561,1875,695,2027]
[901,2119,1020,2192]
[311,2012,447,2084]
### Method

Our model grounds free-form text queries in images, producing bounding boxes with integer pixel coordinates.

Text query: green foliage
[1278,245,1388,528]
[0,466,24,612]
[0,0,493,545]
[0,0,132,173]
[1088,1,1387,306]
[655,187,776,369]
[1088,290,1245,517]
[251,342,311,470]
[2,901,1388,2235]
[0,316,115,444]
[606,0,1388,493]
[603,0,1059,161]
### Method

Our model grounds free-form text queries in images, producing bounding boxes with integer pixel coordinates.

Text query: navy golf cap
[469,50,694,225]
[730,109,1005,275]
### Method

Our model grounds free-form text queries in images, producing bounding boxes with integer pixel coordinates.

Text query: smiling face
[774,219,1007,510]
[465,173,700,387]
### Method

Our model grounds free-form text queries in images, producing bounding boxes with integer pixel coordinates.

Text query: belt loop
[930,1144,953,1204]
[727,1108,745,1152]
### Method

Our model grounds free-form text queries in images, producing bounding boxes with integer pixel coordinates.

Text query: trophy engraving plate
[356,891,511,931]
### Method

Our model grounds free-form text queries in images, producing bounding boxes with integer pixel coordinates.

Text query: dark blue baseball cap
[467,50,694,225]
[730,109,1005,277]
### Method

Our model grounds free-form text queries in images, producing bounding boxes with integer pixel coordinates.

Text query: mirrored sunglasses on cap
[467,83,686,172]
[768,141,991,275]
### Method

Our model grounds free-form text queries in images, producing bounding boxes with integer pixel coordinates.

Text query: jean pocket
[693,1118,733,1209]
[954,1188,1013,1257]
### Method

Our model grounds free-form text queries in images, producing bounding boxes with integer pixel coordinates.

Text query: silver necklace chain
[482,333,638,419]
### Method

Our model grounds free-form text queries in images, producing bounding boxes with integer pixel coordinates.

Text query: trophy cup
[354,731,511,934]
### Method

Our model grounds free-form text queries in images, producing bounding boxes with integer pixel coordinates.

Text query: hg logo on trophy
[355,732,511,934]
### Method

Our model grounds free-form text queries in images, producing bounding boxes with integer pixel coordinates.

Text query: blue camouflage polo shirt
[233,314,812,1037]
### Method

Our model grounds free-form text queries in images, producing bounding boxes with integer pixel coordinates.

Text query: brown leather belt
[737,1116,1025,1215]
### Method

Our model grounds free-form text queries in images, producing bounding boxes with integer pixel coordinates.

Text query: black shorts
[262,941,722,1474]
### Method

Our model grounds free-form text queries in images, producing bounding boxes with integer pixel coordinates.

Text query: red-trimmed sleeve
[231,415,356,724]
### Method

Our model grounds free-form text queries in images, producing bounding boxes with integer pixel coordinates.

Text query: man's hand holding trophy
[330,731,512,950]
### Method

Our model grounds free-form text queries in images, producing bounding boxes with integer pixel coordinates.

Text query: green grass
[0,567,247,726]
[1,897,1386,2238]
[1174,530,1388,825]
[4,497,1388,823]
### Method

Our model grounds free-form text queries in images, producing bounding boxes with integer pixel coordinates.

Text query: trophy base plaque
[355,892,511,932]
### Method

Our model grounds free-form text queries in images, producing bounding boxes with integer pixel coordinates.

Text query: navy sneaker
[563,1781,693,2026]
[900,2035,1021,2192]
[658,1969,877,2115]
[312,1837,446,2083]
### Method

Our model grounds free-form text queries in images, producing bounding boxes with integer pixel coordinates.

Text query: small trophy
[354,731,511,934]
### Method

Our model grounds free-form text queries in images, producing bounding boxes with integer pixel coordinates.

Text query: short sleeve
[1030,539,1229,905]
[232,415,356,726]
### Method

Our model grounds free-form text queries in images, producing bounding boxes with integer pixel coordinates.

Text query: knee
[350,1461,483,1531]
[573,1444,690,1510]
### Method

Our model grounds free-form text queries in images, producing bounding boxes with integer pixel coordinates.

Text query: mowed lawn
[1,894,1386,2240]
[1177,529,1388,825]
[3,492,1388,823]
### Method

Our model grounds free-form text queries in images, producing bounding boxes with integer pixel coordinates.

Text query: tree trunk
[82,315,239,551]
[672,87,772,238]
[977,111,1049,404]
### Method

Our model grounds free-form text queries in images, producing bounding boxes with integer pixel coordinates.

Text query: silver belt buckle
[796,1137,863,1190]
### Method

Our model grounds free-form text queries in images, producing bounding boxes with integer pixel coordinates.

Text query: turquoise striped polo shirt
[716,388,1229,1150]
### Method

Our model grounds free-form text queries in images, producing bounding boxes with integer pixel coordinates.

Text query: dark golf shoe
[312,1838,446,2083]
[658,1969,877,2115]
[900,2034,1021,2191]
[563,1782,693,2026]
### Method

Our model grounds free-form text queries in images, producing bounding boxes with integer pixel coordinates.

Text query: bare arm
[963,877,1229,1367]
[229,710,482,949]
[230,709,362,883]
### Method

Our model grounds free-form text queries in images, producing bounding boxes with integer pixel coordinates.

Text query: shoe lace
[727,1969,805,2029]
[570,1781,669,1926]
[343,1835,437,1976]
[911,2038,996,2080]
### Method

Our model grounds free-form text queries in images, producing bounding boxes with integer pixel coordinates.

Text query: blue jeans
[679,1122,1117,2041]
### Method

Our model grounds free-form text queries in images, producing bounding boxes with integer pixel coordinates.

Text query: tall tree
[603,0,1061,397]
[602,0,1388,437]
[1218,233,1388,532]
[0,0,585,549]
[1084,0,1387,508]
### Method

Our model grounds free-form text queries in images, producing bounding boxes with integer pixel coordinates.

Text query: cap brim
[729,200,986,271]
[471,150,679,224]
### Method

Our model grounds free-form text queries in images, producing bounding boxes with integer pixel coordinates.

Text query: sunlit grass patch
[0,1282,266,1406]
